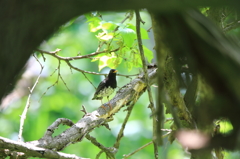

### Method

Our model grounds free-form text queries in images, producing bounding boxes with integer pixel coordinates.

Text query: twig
[113,102,135,149]
[223,20,240,32]
[82,72,96,89]
[96,150,104,159]
[122,129,172,159]
[96,41,106,52]
[43,118,74,139]
[123,141,153,159]
[18,54,44,141]
[50,67,58,76]
[38,81,57,102]
[40,52,46,62]
[100,14,131,51]
[38,60,60,101]
[114,14,130,32]
[38,48,139,78]
[147,27,152,32]
[165,118,174,123]
[58,60,71,91]
[59,74,71,91]
[43,49,138,77]
[65,59,139,77]
[135,9,158,159]
[80,105,88,115]
[36,48,119,61]
[85,134,116,159]
[39,59,71,101]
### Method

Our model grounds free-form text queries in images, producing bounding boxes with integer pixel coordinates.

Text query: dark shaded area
[0,1,85,101]
[153,9,240,156]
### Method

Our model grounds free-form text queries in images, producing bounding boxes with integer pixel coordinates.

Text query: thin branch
[99,14,131,52]
[135,9,158,159]
[38,80,57,102]
[81,72,96,89]
[36,48,119,61]
[58,60,70,91]
[122,128,172,159]
[80,105,88,115]
[96,150,104,159]
[43,118,74,139]
[64,56,139,77]
[50,67,58,76]
[40,52,46,62]
[147,26,152,32]
[85,134,116,159]
[18,54,44,141]
[96,41,106,52]
[38,60,61,101]
[39,59,72,101]
[38,49,138,77]
[113,102,135,149]
[223,20,240,32]
[114,14,130,32]
[0,136,87,159]
[123,141,153,159]
[106,14,131,48]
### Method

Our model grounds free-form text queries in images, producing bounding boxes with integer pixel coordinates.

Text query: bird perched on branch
[92,69,118,107]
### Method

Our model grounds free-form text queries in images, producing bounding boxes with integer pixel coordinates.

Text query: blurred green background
[0,11,239,159]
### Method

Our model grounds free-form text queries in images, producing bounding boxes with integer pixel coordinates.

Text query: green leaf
[102,22,118,31]
[99,55,111,71]
[87,17,101,32]
[96,32,114,41]
[107,58,118,69]
[91,57,99,62]
[127,23,149,39]
[130,48,142,68]
[140,27,149,39]
[119,27,136,47]
[98,53,117,71]
[84,13,92,20]
[134,54,142,68]
[199,7,209,16]
[143,45,153,63]
[126,61,133,71]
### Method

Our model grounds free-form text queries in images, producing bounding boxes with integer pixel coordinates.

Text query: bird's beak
[113,70,118,73]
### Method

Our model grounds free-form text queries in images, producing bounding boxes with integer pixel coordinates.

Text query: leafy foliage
[86,12,153,71]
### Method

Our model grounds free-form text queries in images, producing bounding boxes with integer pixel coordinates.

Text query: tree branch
[113,102,135,149]
[123,141,153,159]
[135,9,158,159]
[223,20,240,32]
[43,118,74,139]
[85,134,116,159]
[18,54,44,141]
[36,48,119,61]
[0,136,87,159]
[36,49,139,78]
[26,67,157,151]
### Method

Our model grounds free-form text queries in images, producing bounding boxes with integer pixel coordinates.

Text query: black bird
[92,69,118,105]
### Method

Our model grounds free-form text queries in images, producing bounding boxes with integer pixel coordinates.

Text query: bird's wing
[94,79,107,95]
